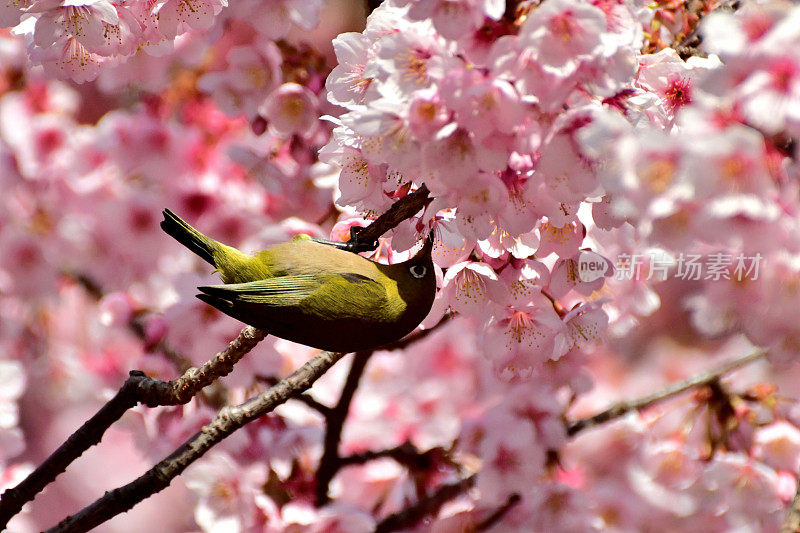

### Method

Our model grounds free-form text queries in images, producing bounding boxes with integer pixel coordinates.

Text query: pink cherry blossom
[184,451,272,532]
[636,48,721,123]
[486,259,549,308]
[0,360,25,463]
[0,0,32,27]
[260,82,318,137]
[406,89,450,141]
[518,0,607,77]
[326,32,376,107]
[441,260,497,317]
[30,1,120,53]
[481,299,564,380]
[559,300,609,356]
[154,0,227,39]
[197,40,283,118]
[535,219,585,259]
[440,66,523,141]
[406,0,504,41]
[240,0,322,40]
[369,22,453,96]
[754,421,800,473]
[472,410,545,503]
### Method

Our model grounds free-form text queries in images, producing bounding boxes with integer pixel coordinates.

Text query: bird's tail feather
[196,293,253,326]
[160,209,218,267]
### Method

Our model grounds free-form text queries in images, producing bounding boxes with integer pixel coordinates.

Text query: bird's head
[388,232,436,318]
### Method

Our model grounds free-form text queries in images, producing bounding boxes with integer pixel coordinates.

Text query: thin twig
[384,312,452,351]
[256,374,333,416]
[313,314,453,505]
[0,326,266,529]
[374,475,476,533]
[337,442,445,472]
[291,392,333,416]
[342,184,432,253]
[0,373,141,528]
[146,327,268,406]
[567,350,766,436]
[46,349,348,533]
[315,351,373,506]
[476,493,521,531]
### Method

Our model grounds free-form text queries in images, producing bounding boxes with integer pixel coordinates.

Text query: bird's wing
[197,272,389,312]
[199,275,322,305]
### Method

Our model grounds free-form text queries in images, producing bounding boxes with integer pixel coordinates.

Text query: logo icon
[577,251,612,282]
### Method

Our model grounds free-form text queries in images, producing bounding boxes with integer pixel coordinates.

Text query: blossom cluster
[1,0,800,531]
[2,0,228,82]
[321,0,634,382]
[317,0,800,528]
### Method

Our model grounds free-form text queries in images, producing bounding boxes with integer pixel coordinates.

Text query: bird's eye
[409,265,427,279]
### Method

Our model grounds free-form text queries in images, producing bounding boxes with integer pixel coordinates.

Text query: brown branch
[338,442,437,469]
[368,350,762,532]
[339,184,432,253]
[0,326,266,529]
[315,350,373,506]
[144,326,268,406]
[291,392,333,416]
[46,348,348,533]
[256,374,333,416]
[374,475,476,533]
[0,373,141,528]
[384,312,452,351]
[476,493,521,531]
[567,349,766,437]
[313,314,453,506]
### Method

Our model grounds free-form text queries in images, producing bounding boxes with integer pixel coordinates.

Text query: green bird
[160,209,436,353]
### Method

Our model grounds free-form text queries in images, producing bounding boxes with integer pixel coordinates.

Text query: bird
[160,209,436,352]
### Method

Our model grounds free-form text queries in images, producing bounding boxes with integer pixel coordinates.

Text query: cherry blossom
[154,0,227,39]
[259,82,318,138]
[197,40,283,118]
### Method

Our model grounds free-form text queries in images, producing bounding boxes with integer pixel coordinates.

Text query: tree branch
[291,392,333,416]
[313,314,453,506]
[334,184,432,253]
[567,349,766,436]
[0,326,266,529]
[367,350,764,532]
[315,350,373,506]
[0,373,140,528]
[337,442,437,469]
[374,475,476,533]
[46,348,348,533]
[476,493,521,531]
[256,374,333,416]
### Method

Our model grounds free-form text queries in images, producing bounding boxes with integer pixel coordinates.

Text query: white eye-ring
[409,265,427,279]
